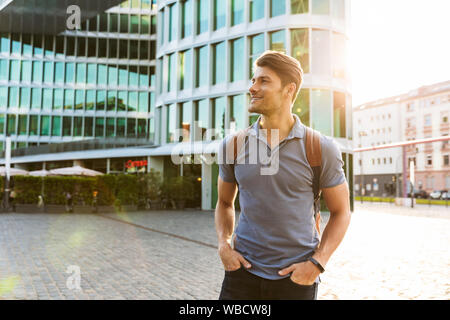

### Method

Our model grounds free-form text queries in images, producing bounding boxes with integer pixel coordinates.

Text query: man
[215,51,351,300]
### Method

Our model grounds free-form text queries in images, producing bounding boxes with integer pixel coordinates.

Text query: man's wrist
[308,257,325,273]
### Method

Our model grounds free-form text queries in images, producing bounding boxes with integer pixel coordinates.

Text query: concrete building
[1,0,353,210]
[353,80,450,197]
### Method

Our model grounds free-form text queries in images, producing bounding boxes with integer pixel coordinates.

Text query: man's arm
[215,177,251,271]
[312,181,351,268]
[279,182,351,284]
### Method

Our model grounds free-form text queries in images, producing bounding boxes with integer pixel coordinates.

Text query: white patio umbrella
[0,166,29,176]
[28,169,53,177]
[49,165,103,177]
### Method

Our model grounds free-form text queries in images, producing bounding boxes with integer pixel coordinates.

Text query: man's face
[249,66,292,115]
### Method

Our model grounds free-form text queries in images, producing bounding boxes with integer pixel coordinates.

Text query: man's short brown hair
[254,50,304,102]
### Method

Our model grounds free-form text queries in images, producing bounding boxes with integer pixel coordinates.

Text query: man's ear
[284,82,297,101]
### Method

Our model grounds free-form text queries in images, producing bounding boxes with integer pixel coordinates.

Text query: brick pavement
[0,204,449,300]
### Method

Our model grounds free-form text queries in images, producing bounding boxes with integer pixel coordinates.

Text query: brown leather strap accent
[305,127,322,167]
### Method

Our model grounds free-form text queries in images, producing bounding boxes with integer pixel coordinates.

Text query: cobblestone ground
[0,203,448,300]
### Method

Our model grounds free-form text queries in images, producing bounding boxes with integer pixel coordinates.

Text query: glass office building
[155,0,353,209]
[0,0,157,151]
[0,0,353,210]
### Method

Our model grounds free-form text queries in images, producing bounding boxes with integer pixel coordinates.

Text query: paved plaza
[0,203,449,300]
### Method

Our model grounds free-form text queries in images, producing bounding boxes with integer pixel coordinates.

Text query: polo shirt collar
[249,114,305,140]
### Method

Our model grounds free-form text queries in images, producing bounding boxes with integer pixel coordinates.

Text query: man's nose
[249,83,258,95]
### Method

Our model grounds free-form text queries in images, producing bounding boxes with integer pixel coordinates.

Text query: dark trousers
[219,267,318,300]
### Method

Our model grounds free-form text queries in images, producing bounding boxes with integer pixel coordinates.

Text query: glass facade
[0,2,155,147]
[181,0,193,38]
[197,0,209,35]
[271,0,286,17]
[196,46,208,87]
[249,34,265,79]
[292,0,309,14]
[213,97,226,139]
[214,0,226,30]
[291,29,309,73]
[231,0,245,26]
[250,0,265,22]
[270,30,286,53]
[213,42,226,85]
[231,38,245,82]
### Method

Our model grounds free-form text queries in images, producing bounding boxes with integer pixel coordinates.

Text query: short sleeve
[218,136,237,183]
[319,136,346,188]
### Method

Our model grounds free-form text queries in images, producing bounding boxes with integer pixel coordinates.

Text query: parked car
[429,190,442,200]
[440,191,449,200]
[412,189,428,199]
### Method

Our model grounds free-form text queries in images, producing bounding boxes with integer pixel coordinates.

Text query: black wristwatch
[308,257,325,273]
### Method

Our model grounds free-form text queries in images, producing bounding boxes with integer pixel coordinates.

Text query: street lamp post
[359,131,368,203]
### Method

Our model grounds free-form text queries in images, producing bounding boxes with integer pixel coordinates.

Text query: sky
[349,0,450,106]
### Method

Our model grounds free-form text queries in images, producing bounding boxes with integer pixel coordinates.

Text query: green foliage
[116,174,138,205]
[13,176,42,204]
[95,174,116,205]
[162,176,195,202]
[9,171,202,209]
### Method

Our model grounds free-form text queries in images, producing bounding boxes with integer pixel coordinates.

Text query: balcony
[440,121,449,133]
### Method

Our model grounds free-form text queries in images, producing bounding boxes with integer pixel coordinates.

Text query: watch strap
[308,257,325,273]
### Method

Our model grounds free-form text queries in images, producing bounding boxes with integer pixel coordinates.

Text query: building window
[424,114,431,126]
[116,118,125,137]
[312,29,330,75]
[168,53,177,92]
[271,0,286,17]
[127,118,136,137]
[167,104,177,143]
[195,99,209,141]
[332,32,346,78]
[168,3,178,42]
[249,33,265,79]
[62,116,72,136]
[443,155,449,166]
[197,0,209,35]
[426,155,433,166]
[231,0,244,26]
[179,49,192,90]
[231,37,245,82]
[213,41,226,85]
[181,101,192,142]
[181,0,193,37]
[291,0,309,14]
[196,46,208,87]
[138,92,149,113]
[291,29,309,73]
[40,116,50,136]
[18,115,27,135]
[95,118,104,137]
[213,97,226,139]
[250,0,265,22]
[105,118,114,137]
[312,0,330,15]
[311,89,331,136]
[293,88,310,126]
[270,30,286,53]
[333,91,346,138]
[230,94,247,132]
[52,116,61,136]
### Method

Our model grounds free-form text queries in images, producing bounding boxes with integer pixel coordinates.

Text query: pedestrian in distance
[215,50,351,300]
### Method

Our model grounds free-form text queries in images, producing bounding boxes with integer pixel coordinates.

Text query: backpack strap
[225,126,252,165]
[304,126,322,236]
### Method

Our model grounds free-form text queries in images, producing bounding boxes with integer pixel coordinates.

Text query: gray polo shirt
[219,114,346,280]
